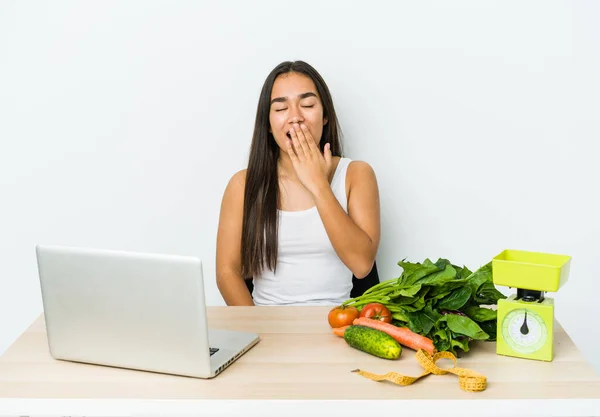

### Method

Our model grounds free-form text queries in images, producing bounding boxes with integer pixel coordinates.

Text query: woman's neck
[277,154,298,180]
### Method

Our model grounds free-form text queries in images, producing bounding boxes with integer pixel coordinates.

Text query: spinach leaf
[434,339,451,352]
[455,265,473,280]
[434,258,452,269]
[478,320,498,341]
[437,286,472,310]
[391,314,409,325]
[466,262,493,294]
[390,284,422,298]
[474,282,506,305]
[397,259,423,276]
[451,336,471,353]
[433,327,451,352]
[463,306,497,322]
[427,281,466,300]
[442,314,490,340]
[417,264,458,286]
[401,259,441,286]
[407,306,442,334]
[399,296,426,312]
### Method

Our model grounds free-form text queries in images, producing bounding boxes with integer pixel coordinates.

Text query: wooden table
[1,306,599,416]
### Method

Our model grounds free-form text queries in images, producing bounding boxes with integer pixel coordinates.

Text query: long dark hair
[241,61,343,279]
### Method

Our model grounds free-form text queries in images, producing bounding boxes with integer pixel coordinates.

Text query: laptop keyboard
[209,347,219,356]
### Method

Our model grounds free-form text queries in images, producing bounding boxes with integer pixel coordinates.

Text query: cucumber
[343,325,402,359]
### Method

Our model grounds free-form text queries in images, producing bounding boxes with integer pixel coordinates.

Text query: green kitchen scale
[492,249,571,362]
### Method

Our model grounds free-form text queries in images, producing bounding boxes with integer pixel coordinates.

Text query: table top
[1,306,599,416]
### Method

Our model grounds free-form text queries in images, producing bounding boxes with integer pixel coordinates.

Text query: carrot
[332,325,350,337]
[352,318,436,355]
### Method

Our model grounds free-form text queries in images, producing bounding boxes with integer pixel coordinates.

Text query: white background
[1,0,599,374]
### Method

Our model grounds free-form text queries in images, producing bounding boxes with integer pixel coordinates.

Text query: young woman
[216,60,380,306]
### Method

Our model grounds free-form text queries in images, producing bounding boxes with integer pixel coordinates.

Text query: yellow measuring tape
[351,349,487,392]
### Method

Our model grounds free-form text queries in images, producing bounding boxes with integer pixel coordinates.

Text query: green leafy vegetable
[437,286,472,311]
[464,306,497,322]
[342,259,506,355]
[441,315,489,340]
[406,305,442,335]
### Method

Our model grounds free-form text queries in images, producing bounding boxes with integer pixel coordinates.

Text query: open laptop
[35,244,259,378]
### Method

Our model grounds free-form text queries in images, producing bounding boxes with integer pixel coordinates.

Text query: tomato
[328,305,359,328]
[359,302,392,323]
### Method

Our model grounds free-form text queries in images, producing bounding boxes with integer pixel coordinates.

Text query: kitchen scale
[492,249,571,362]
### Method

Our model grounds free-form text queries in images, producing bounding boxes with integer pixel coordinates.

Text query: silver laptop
[35,244,259,378]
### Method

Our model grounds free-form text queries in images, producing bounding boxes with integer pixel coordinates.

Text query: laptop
[35,244,259,378]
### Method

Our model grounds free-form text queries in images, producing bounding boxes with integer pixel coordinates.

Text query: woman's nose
[288,116,304,124]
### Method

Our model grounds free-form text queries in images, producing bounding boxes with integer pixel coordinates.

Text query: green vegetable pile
[342,258,506,355]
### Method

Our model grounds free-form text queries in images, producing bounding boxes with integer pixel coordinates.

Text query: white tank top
[252,157,354,306]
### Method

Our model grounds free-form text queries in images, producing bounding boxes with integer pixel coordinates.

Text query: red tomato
[359,303,392,323]
[328,305,360,328]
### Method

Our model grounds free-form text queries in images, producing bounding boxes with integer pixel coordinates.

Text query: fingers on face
[288,127,299,156]
[294,124,311,155]
[293,123,319,156]
[286,140,298,162]
[289,125,306,158]
[299,124,318,151]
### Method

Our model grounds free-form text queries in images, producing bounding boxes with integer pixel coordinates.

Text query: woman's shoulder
[346,160,376,182]
[338,159,376,199]
[222,169,247,202]
[342,160,379,217]
[229,169,247,186]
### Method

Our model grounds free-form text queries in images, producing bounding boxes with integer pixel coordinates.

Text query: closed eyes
[275,105,315,112]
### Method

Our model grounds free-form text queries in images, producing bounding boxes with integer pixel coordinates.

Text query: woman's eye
[274,104,314,112]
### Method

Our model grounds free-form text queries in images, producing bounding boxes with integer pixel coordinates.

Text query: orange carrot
[353,318,436,355]
[332,325,350,337]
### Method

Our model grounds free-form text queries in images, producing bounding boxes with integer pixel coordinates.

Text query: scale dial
[502,308,548,354]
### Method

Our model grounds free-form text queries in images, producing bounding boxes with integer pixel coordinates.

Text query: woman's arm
[286,124,381,278]
[215,170,255,306]
[313,161,380,278]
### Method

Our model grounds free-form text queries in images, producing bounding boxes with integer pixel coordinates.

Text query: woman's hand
[286,123,333,196]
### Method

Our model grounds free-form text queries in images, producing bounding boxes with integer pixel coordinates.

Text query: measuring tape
[351,348,487,392]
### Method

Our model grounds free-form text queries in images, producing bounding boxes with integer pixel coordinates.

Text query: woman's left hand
[287,123,333,196]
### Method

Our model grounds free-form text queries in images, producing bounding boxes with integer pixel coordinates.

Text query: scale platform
[492,249,571,292]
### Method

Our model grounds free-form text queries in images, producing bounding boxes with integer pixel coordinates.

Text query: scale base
[496,295,555,362]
